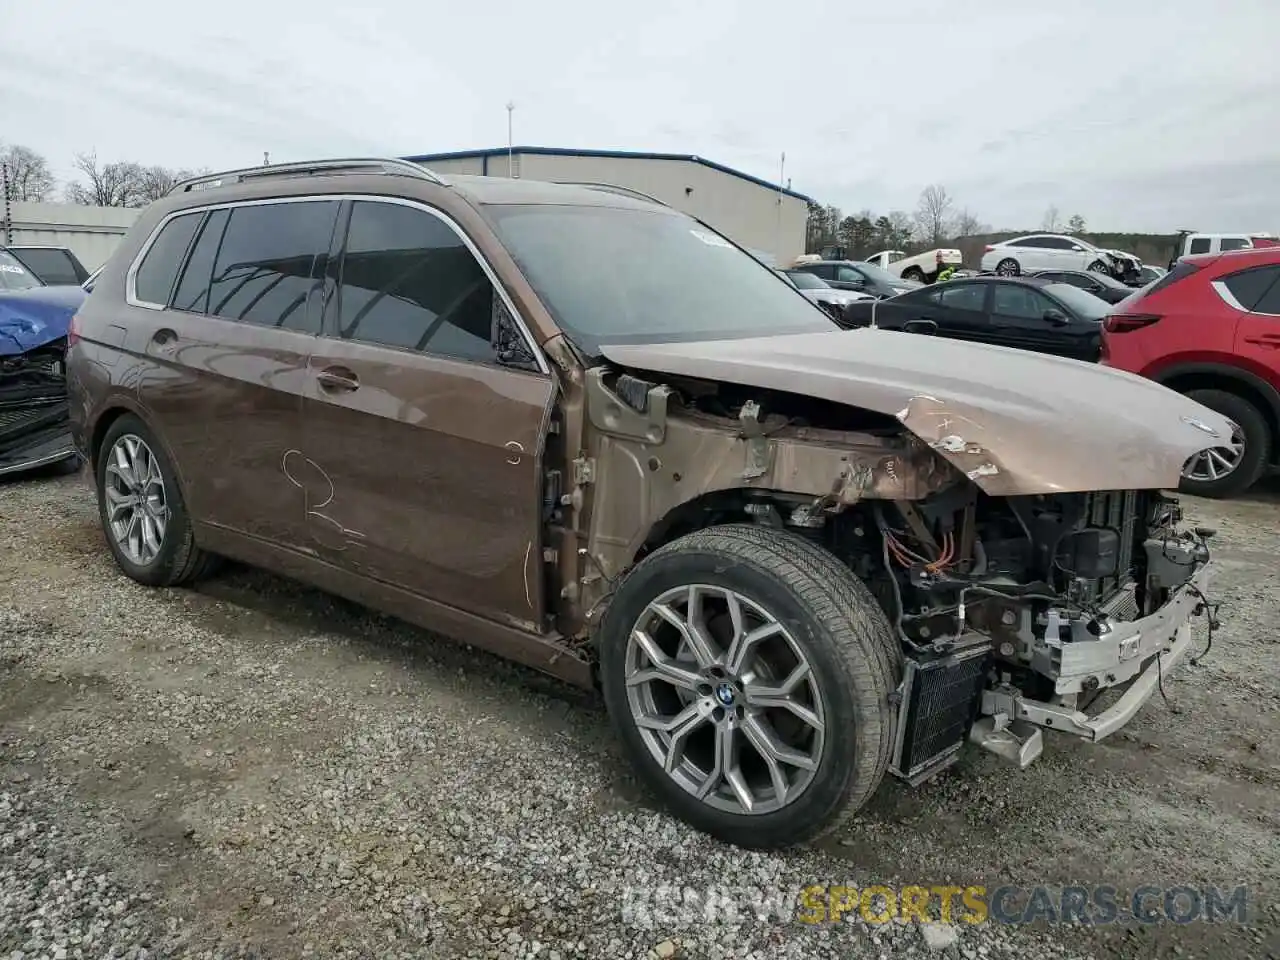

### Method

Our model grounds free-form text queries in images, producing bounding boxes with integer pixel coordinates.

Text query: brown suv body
[68,160,1230,848]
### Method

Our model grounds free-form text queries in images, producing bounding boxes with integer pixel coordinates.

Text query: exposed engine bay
[573,368,1219,787]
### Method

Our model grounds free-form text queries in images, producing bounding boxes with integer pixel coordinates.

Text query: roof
[402,146,815,203]
[444,174,669,209]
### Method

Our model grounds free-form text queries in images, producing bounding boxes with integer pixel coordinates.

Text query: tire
[1178,390,1270,498]
[95,413,217,586]
[995,258,1020,277]
[598,523,902,849]
[1087,260,1110,274]
[901,267,926,283]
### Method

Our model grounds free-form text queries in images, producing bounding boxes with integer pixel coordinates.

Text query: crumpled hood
[600,328,1235,496]
[0,286,85,356]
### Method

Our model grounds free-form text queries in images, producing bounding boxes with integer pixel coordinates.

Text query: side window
[1222,266,1280,312]
[835,265,865,283]
[207,201,338,332]
[1188,237,1212,255]
[1007,238,1036,247]
[1040,237,1072,250]
[134,213,202,306]
[992,284,1052,319]
[1253,276,1280,315]
[172,209,229,314]
[936,283,986,311]
[335,200,497,363]
[809,264,836,280]
[1059,273,1093,290]
[1220,237,1250,252]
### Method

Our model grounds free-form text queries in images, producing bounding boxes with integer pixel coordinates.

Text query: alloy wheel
[104,434,169,566]
[624,584,826,816]
[996,259,1018,276]
[1182,427,1246,484]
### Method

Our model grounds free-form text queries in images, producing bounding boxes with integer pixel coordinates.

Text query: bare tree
[914,184,954,246]
[65,152,147,207]
[0,143,56,201]
[136,164,208,202]
[952,208,988,239]
[1041,205,1062,232]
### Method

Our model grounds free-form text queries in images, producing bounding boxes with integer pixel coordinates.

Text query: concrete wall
[421,152,809,264]
[2,202,141,272]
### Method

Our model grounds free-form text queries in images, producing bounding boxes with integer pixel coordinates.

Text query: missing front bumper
[981,561,1212,744]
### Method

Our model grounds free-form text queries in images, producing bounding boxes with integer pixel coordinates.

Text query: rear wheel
[995,258,1020,277]
[96,414,217,586]
[1179,389,1270,498]
[598,524,901,849]
[901,267,926,283]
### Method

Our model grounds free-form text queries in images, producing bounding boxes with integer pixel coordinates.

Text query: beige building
[403,146,812,265]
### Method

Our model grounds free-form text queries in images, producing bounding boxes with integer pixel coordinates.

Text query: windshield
[785,270,830,290]
[1043,282,1111,321]
[483,204,836,354]
[0,251,43,291]
[1089,271,1131,291]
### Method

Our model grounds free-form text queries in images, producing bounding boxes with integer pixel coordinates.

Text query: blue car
[0,249,87,477]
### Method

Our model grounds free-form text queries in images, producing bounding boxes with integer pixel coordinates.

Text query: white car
[864,248,962,284]
[980,234,1141,282]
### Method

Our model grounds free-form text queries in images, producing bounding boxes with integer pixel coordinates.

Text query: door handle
[316,366,359,392]
[1243,334,1280,349]
[148,327,179,352]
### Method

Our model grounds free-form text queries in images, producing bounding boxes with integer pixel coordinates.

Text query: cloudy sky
[3,0,1278,233]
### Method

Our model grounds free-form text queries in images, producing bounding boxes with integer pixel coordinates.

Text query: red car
[1101,247,1280,497]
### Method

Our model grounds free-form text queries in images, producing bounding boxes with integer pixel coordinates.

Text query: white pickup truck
[864,248,963,284]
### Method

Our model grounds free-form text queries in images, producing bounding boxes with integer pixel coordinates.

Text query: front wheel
[598,524,901,849]
[1179,389,1270,498]
[1087,259,1110,274]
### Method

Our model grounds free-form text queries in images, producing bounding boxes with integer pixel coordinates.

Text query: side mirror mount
[1043,309,1069,325]
[492,298,540,372]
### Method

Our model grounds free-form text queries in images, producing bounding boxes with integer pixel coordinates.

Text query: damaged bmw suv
[67,158,1227,849]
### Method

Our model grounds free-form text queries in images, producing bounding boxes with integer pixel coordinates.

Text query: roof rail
[167,157,448,196]
[555,181,669,207]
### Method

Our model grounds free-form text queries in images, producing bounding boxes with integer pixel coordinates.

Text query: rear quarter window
[134,213,203,305]
[1222,265,1280,312]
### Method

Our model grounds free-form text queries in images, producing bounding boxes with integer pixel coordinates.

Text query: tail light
[983,244,994,252]
[1103,313,1162,334]
[67,313,82,348]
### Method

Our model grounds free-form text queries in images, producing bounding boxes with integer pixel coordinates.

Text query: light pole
[506,102,515,178]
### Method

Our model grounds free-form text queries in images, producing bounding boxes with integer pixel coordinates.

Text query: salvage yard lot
[2,470,1277,960]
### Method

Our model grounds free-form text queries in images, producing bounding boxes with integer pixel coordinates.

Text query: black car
[839,276,1111,363]
[1029,269,1136,304]
[790,259,923,299]
[1,245,91,287]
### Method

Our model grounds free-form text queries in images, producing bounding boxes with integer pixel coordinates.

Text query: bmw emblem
[715,682,736,706]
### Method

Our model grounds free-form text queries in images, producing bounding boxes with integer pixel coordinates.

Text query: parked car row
[818,246,1280,498]
[4,157,1234,853]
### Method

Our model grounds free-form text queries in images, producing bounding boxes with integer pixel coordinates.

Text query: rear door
[987,282,1082,357]
[133,198,338,547]
[299,197,554,631]
[1229,266,1280,394]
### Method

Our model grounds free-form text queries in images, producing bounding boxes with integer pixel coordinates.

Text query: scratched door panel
[299,340,553,629]
[132,199,338,544]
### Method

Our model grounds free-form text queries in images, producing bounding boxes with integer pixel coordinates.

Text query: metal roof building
[402,146,813,265]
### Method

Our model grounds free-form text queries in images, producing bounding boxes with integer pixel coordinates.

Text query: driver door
[298,197,554,631]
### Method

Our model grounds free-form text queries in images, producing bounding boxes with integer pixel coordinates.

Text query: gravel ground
[1,466,1277,960]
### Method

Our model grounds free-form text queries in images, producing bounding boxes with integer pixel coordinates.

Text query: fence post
[1,161,11,245]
